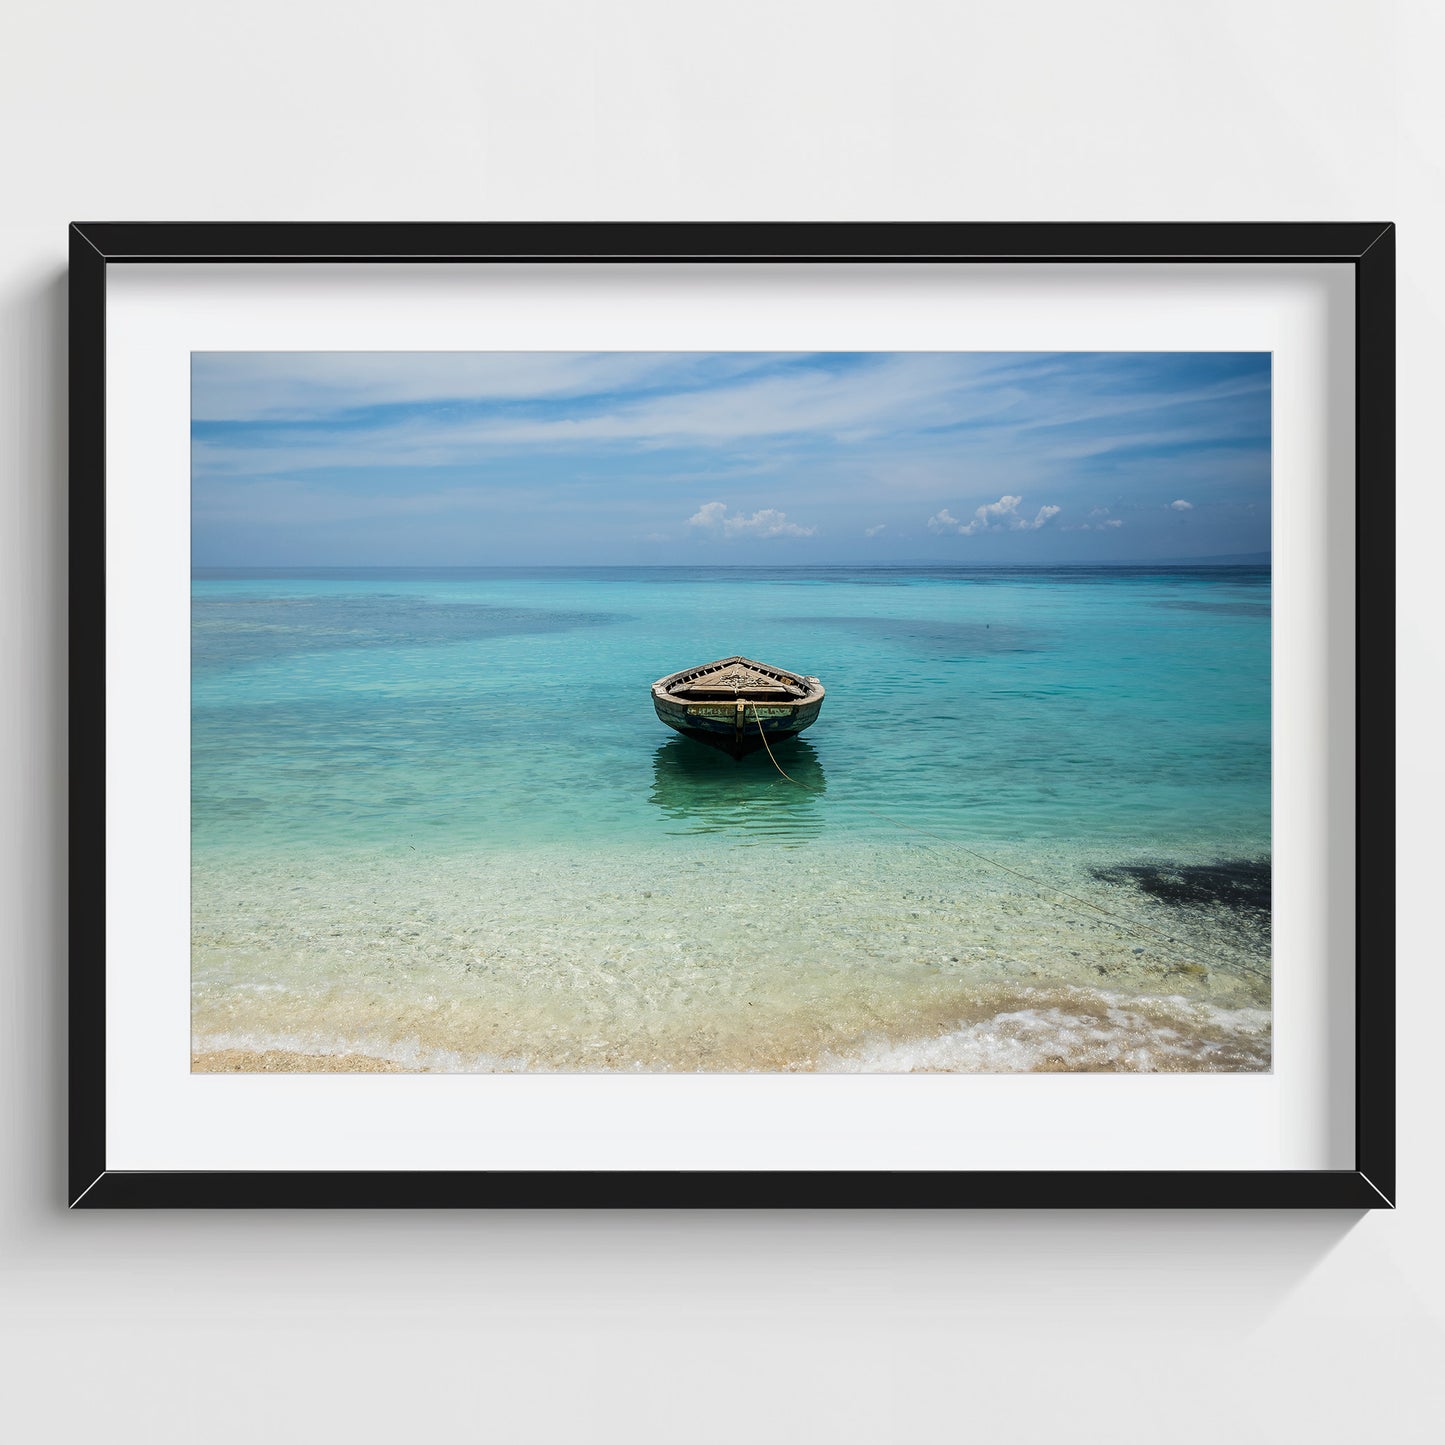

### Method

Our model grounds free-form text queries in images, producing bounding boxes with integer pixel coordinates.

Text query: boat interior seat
[674,684,801,700]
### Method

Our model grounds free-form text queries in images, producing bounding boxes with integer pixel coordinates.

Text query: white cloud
[864,523,887,537]
[1170,498,1194,510]
[689,501,729,530]
[688,501,815,539]
[957,494,1024,534]
[932,495,1060,536]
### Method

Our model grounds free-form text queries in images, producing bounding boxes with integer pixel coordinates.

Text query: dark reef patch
[1091,857,1271,919]
[771,615,1040,655]
[193,594,628,670]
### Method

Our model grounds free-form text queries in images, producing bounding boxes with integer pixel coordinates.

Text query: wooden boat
[651,656,825,759]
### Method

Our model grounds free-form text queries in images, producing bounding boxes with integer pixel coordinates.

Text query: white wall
[2,2,1439,1439]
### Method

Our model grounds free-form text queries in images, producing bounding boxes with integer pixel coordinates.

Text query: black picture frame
[68,222,1396,1210]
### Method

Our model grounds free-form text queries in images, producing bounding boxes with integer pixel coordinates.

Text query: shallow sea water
[192,565,1272,1072]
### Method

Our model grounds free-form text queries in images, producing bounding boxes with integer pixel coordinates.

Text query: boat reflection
[648,735,828,843]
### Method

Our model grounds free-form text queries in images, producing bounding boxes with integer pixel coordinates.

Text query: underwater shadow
[648,735,828,843]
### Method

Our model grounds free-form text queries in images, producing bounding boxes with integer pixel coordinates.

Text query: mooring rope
[746,703,1268,981]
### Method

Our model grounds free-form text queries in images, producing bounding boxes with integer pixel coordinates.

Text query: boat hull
[651,695,823,760]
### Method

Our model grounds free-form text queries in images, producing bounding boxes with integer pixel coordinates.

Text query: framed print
[68,223,1395,1208]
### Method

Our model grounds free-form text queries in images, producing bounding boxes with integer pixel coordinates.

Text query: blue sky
[191,351,1270,564]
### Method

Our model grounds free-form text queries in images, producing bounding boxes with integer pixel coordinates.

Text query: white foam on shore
[194,989,1271,1074]
[819,991,1272,1073]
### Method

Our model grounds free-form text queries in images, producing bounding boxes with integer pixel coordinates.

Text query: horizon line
[193,554,1272,570]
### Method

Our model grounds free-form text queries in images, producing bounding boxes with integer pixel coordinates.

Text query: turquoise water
[192,566,1272,1072]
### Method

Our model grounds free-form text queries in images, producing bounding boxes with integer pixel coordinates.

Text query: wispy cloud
[1067,507,1125,531]
[864,523,887,537]
[191,352,774,422]
[1170,499,1194,511]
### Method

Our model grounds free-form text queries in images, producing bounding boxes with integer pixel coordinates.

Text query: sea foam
[819,990,1272,1073]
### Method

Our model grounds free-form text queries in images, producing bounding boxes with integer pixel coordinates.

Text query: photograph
[189,348,1273,1075]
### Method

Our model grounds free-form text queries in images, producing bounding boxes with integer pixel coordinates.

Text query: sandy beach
[192,1049,399,1073]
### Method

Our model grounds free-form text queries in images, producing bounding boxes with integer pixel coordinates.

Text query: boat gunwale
[651,655,825,708]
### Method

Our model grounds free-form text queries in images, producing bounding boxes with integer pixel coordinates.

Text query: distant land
[862,551,1273,568]
[1144,551,1270,566]
[755,552,1275,568]
[871,551,1272,567]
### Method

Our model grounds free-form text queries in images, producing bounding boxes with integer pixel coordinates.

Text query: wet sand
[192,1049,400,1073]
